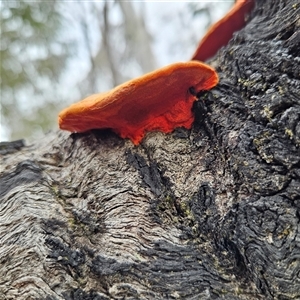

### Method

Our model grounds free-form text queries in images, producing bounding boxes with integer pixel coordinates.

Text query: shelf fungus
[192,0,254,61]
[58,61,218,145]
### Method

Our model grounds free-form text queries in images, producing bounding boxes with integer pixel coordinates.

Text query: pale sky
[0,1,233,141]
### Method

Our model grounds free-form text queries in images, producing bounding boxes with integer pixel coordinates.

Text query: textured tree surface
[0,0,299,299]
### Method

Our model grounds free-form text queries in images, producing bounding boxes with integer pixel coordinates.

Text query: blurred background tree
[0,0,233,142]
[1,0,70,140]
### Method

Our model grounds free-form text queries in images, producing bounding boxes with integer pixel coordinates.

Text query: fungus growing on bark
[58,61,218,145]
[192,0,255,61]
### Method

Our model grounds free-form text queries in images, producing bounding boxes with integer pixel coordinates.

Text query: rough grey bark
[0,0,299,299]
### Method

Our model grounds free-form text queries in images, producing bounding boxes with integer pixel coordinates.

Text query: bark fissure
[0,0,299,299]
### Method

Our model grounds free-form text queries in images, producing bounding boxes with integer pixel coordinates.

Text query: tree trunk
[0,0,299,299]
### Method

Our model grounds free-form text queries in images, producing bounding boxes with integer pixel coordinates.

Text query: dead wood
[0,0,299,299]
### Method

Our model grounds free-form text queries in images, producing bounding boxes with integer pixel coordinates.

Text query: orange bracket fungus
[192,0,255,61]
[59,61,218,145]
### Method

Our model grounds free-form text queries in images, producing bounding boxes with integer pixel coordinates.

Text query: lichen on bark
[0,0,299,299]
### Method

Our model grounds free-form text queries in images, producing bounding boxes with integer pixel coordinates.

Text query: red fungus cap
[58,61,218,145]
[192,0,254,61]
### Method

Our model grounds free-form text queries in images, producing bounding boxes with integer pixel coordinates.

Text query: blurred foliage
[189,1,234,28]
[0,1,231,142]
[1,0,70,140]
